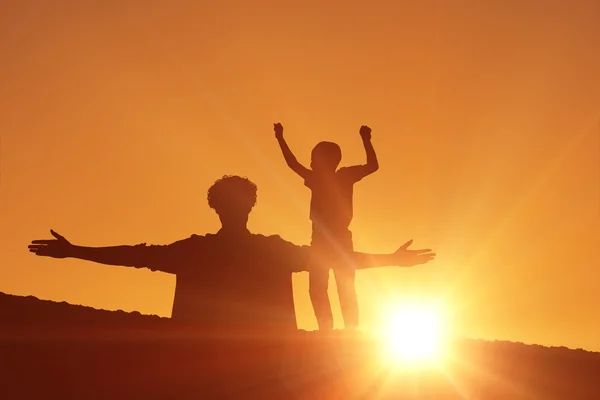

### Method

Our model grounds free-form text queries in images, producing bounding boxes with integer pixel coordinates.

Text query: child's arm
[360,125,379,174]
[341,125,379,182]
[274,122,311,179]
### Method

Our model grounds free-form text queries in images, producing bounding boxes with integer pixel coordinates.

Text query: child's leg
[310,227,334,331]
[309,267,333,331]
[334,268,358,329]
[332,230,359,329]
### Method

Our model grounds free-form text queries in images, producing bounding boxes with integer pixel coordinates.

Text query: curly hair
[207,175,258,212]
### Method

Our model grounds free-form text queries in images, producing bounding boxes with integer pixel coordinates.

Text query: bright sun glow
[378,304,446,365]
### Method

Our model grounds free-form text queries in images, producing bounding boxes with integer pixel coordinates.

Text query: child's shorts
[310,225,354,270]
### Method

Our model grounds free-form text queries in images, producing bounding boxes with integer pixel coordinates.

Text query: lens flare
[378,304,445,365]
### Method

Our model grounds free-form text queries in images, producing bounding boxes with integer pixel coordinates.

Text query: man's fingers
[419,255,436,260]
[410,250,435,259]
[30,240,55,245]
[412,253,435,263]
[411,248,432,254]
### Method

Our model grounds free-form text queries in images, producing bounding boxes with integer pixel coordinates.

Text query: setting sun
[377,303,446,365]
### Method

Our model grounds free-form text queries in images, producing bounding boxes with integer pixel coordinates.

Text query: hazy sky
[1,1,599,351]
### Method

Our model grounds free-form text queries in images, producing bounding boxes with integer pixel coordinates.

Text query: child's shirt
[304,166,370,232]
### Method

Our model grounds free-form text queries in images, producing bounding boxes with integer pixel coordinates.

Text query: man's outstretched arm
[283,238,435,272]
[274,122,311,179]
[28,230,177,273]
[350,239,433,269]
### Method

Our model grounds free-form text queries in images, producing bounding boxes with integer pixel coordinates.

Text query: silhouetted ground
[2,292,599,399]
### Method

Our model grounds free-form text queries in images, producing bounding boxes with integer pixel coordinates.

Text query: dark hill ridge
[1,292,599,399]
[1,292,164,329]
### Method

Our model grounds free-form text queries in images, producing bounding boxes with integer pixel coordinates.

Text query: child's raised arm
[274,122,311,179]
[340,125,379,182]
[360,125,379,173]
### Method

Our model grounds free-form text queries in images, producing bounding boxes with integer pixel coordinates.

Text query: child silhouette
[274,122,379,330]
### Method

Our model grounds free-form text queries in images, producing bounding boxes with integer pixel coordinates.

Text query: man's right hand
[393,240,435,267]
[29,230,74,259]
[274,122,284,139]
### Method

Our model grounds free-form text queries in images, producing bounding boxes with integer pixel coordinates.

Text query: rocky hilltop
[1,292,599,399]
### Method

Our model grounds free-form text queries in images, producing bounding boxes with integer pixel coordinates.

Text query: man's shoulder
[251,234,310,270]
[252,233,303,248]
[169,233,211,247]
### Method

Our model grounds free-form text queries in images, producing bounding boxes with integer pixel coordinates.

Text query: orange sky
[1,1,599,351]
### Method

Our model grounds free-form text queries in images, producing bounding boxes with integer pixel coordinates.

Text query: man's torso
[169,233,298,334]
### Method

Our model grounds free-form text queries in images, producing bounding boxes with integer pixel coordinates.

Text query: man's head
[310,141,342,173]
[207,175,258,227]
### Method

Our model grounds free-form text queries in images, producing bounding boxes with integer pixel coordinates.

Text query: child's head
[310,141,342,172]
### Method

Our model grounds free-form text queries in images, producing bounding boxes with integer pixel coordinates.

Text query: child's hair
[311,141,342,170]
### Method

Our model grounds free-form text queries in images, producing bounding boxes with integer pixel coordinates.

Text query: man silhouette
[28,175,435,336]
